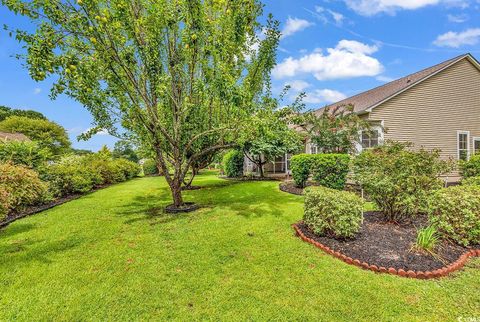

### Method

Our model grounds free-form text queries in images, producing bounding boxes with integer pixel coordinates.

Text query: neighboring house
[0,131,30,142]
[246,53,480,180]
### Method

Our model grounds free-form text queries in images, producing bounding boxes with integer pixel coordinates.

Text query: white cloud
[376,75,395,82]
[83,127,110,136]
[273,40,383,81]
[281,17,314,39]
[303,89,347,104]
[447,13,469,23]
[315,6,345,25]
[285,80,311,92]
[433,28,480,47]
[344,0,439,16]
[33,88,41,95]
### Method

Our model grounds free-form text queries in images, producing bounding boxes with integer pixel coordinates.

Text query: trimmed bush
[222,150,244,178]
[428,185,480,247]
[113,158,141,180]
[353,141,453,222]
[0,163,48,219]
[462,176,480,186]
[290,154,350,189]
[0,140,51,169]
[460,154,480,178]
[304,186,364,239]
[290,154,311,188]
[142,159,159,176]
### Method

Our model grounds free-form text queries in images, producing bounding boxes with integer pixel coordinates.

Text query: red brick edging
[292,223,480,279]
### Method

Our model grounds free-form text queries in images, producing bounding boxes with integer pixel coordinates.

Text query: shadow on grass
[0,223,37,239]
[117,177,300,225]
[0,235,84,266]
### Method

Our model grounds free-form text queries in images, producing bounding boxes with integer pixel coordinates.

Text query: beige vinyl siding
[367,58,480,179]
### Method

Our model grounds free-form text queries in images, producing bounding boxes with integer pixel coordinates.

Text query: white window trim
[357,125,384,153]
[457,130,470,160]
[473,137,480,155]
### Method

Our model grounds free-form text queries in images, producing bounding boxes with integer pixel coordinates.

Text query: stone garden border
[293,222,480,279]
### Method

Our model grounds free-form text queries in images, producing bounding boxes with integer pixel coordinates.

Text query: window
[310,143,318,154]
[458,131,470,161]
[473,138,480,155]
[361,130,379,149]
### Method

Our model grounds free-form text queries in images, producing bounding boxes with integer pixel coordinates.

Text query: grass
[0,172,479,320]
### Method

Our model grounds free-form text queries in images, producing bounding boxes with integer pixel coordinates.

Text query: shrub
[460,154,480,178]
[428,185,480,246]
[143,159,159,176]
[0,163,48,219]
[413,225,439,253]
[0,140,51,168]
[222,150,244,178]
[113,159,141,180]
[290,154,311,188]
[303,186,364,239]
[290,154,350,189]
[353,141,453,222]
[41,155,99,196]
[462,176,480,186]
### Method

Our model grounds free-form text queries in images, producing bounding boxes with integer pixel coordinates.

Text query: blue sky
[1,0,480,151]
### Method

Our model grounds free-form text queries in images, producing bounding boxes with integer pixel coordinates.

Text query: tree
[0,105,47,122]
[0,116,71,155]
[298,105,370,154]
[112,140,139,163]
[243,106,302,177]
[3,0,280,210]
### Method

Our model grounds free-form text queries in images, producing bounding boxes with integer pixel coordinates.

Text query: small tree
[243,107,302,177]
[112,140,139,163]
[353,141,454,222]
[0,105,47,122]
[4,0,280,210]
[298,104,369,154]
[0,116,71,155]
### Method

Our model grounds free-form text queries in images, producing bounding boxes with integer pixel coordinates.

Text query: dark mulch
[181,185,202,191]
[297,211,469,272]
[165,202,200,214]
[0,184,115,229]
[279,181,305,195]
[219,175,281,182]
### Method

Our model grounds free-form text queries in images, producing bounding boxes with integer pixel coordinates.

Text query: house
[245,53,480,180]
[0,131,30,142]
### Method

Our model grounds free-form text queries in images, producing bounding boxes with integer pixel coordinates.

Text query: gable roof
[0,132,30,142]
[314,53,480,115]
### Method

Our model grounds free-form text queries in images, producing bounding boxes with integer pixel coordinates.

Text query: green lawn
[1,172,479,321]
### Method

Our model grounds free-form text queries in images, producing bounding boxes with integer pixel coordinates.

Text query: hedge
[222,150,244,178]
[460,154,480,178]
[0,163,49,220]
[290,153,350,189]
[304,186,364,239]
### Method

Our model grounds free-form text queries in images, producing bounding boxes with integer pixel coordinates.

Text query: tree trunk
[156,159,164,176]
[259,163,265,178]
[171,180,184,208]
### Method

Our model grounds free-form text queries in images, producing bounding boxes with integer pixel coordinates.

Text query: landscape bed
[294,212,480,278]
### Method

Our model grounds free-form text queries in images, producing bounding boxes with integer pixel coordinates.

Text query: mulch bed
[279,181,305,195]
[219,175,281,182]
[0,184,113,229]
[165,202,200,214]
[296,211,476,273]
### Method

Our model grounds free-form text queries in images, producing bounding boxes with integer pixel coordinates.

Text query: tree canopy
[298,105,370,154]
[0,105,46,122]
[3,0,280,209]
[0,116,71,155]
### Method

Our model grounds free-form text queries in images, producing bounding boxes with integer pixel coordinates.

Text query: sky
[1,0,480,151]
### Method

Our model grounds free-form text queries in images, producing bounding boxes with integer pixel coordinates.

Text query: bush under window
[303,186,364,239]
[352,141,453,222]
[222,150,244,178]
[428,185,480,247]
[290,154,350,190]
[460,154,480,178]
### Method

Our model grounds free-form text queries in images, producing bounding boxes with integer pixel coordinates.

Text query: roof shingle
[314,54,473,115]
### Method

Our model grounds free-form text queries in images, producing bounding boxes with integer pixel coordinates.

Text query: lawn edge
[292,222,480,279]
